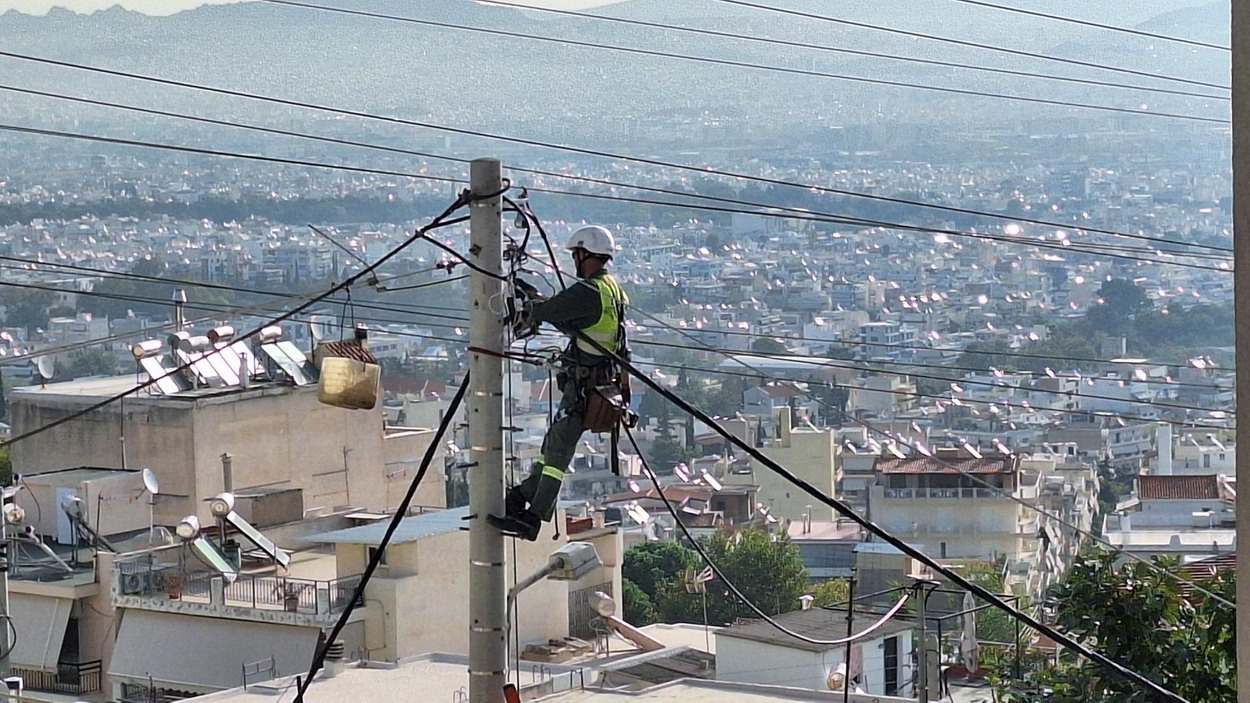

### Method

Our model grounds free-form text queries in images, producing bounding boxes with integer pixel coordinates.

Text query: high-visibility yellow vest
[576,272,628,356]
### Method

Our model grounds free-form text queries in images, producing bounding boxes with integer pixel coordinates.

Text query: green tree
[622,579,658,626]
[823,345,856,361]
[1085,279,1150,336]
[751,337,789,355]
[623,541,699,597]
[0,446,10,487]
[809,578,850,608]
[656,529,809,625]
[996,552,1235,703]
[63,349,119,379]
[0,289,56,330]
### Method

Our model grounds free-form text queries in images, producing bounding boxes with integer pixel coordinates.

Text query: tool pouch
[584,383,626,433]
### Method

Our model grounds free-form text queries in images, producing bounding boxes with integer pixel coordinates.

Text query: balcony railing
[883,487,1004,499]
[10,660,101,695]
[115,560,363,617]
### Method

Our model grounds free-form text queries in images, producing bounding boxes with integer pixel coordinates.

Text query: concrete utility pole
[1235,2,1250,700]
[467,158,507,703]
[0,515,9,678]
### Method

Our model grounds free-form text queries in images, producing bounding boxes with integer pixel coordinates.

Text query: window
[368,546,388,566]
[940,542,948,558]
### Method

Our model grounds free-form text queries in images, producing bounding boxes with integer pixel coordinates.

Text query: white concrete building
[1103,474,1236,563]
[715,607,916,698]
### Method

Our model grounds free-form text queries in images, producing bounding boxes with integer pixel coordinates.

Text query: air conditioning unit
[120,570,150,595]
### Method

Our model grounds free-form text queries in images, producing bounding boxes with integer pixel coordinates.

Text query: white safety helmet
[566,225,617,258]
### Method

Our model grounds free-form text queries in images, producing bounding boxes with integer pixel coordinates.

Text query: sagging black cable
[621,422,912,646]
[293,376,470,703]
[0,54,1226,256]
[0,194,470,451]
[578,331,1189,702]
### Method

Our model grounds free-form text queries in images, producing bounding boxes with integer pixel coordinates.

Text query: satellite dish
[309,316,330,343]
[142,468,160,496]
[36,356,55,384]
[61,496,85,519]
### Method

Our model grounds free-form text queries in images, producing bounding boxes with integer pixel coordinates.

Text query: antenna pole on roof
[172,289,187,331]
[466,158,507,703]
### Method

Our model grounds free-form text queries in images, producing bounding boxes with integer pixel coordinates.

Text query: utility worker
[489,225,629,541]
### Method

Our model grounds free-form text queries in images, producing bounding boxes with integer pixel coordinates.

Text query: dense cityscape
[0,1,1240,703]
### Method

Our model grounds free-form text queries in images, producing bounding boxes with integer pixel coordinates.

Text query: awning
[9,593,72,670]
[109,610,320,690]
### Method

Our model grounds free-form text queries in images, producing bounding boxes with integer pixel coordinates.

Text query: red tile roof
[1177,553,1236,580]
[875,453,1017,475]
[1137,475,1221,500]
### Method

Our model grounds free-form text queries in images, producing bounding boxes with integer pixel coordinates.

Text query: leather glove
[511,300,538,339]
[514,278,546,301]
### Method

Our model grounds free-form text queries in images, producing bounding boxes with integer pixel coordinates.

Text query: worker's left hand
[511,301,538,339]
[514,278,546,301]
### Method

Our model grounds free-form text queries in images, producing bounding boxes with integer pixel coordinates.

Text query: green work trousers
[511,376,587,522]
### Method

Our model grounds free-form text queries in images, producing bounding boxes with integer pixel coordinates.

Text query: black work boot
[505,486,527,517]
[487,512,541,542]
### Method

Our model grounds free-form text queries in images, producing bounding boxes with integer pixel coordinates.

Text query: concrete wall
[382,429,444,511]
[12,385,444,529]
[355,530,575,662]
[716,632,914,697]
[755,429,837,522]
[716,637,826,690]
[869,485,1022,560]
[17,471,148,540]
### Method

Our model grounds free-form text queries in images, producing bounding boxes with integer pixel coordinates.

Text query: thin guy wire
[257,0,1227,124]
[708,0,1226,90]
[473,0,1228,98]
[0,51,1229,254]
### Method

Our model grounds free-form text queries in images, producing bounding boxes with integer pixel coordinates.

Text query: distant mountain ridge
[0,0,1230,135]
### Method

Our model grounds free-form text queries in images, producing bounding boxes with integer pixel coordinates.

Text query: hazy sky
[1,0,616,15]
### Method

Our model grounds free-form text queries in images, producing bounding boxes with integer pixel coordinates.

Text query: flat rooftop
[308,506,468,546]
[11,374,306,405]
[191,655,472,703]
[536,679,911,702]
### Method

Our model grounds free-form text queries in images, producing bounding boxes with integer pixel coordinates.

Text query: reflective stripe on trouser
[514,380,587,522]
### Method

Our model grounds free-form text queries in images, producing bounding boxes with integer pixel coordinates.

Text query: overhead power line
[256,0,1226,124]
[629,357,1231,430]
[622,421,915,645]
[2,84,1230,270]
[0,191,473,450]
[0,51,1229,255]
[943,0,1230,51]
[450,0,1225,101]
[708,0,1227,91]
[583,329,1192,700]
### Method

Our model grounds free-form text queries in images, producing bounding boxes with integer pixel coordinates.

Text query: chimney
[778,406,793,447]
[172,289,187,331]
[799,594,815,611]
[221,452,234,493]
[1155,423,1173,476]
[804,505,812,534]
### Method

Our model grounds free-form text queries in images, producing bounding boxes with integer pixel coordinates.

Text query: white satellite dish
[36,356,55,385]
[309,315,330,343]
[142,468,160,544]
[142,468,160,496]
